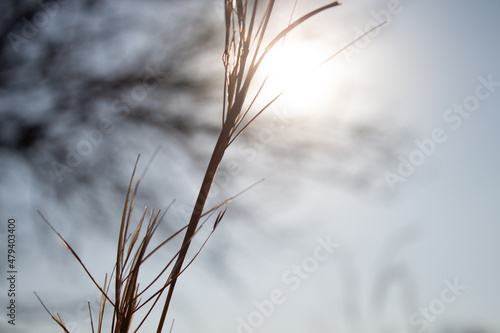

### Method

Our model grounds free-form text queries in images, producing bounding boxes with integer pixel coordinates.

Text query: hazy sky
[1,1,499,333]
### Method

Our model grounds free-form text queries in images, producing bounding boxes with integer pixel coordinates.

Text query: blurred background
[0,0,499,332]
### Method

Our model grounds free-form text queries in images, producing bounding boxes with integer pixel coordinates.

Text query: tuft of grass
[37,1,387,332]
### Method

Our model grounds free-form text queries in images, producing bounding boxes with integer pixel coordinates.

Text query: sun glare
[259,40,338,113]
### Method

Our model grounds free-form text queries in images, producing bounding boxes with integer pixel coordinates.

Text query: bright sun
[258,39,339,113]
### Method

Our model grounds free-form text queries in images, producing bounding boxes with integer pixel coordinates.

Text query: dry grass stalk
[37,1,389,332]
[155,1,342,331]
[36,152,231,333]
